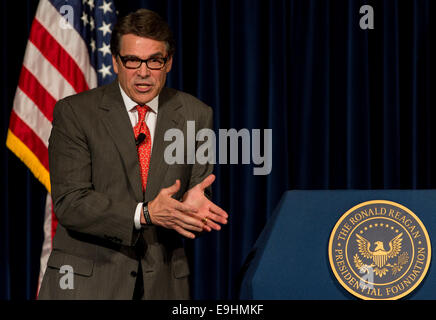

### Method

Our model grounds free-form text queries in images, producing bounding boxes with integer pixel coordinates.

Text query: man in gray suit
[38,9,227,300]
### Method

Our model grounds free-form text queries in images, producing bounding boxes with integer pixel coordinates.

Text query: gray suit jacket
[38,80,213,299]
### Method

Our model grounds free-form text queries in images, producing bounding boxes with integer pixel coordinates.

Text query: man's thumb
[166,179,181,195]
[199,174,215,190]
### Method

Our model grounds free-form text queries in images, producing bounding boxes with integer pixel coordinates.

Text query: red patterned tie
[133,105,152,191]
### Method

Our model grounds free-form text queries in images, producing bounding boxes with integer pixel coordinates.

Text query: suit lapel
[99,83,185,202]
[99,81,143,202]
[144,87,185,201]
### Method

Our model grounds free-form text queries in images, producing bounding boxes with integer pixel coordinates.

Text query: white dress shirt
[118,84,159,230]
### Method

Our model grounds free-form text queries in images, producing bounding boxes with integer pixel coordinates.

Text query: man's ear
[165,55,173,73]
[112,55,119,74]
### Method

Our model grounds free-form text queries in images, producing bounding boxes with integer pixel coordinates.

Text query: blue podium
[239,190,436,299]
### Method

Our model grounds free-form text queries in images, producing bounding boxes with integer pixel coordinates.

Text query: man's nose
[137,62,151,77]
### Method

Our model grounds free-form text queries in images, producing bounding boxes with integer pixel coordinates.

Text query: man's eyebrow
[122,54,140,59]
[147,52,165,58]
[122,52,165,59]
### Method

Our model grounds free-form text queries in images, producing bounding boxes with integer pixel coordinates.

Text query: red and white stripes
[6,0,98,296]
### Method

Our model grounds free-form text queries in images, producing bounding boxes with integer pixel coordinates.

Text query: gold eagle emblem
[355,233,408,277]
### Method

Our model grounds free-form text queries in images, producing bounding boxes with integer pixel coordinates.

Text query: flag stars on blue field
[98,42,111,57]
[84,0,95,10]
[81,12,95,30]
[90,39,96,53]
[89,17,95,30]
[98,63,112,79]
[81,12,88,25]
[78,0,117,84]
[98,21,112,37]
[99,0,113,14]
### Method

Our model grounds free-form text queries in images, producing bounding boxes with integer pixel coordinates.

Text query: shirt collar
[118,83,159,114]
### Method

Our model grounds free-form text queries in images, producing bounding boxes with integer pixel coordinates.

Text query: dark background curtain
[1,0,434,299]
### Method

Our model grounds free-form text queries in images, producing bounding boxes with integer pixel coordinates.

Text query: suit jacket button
[130,271,137,277]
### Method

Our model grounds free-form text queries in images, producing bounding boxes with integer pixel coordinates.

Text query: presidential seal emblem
[328,200,431,300]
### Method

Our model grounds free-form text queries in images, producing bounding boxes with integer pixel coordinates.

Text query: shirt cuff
[134,202,143,230]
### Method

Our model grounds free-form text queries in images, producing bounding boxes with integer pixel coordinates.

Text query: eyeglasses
[118,54,168,70]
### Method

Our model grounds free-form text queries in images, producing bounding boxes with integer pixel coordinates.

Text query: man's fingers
[199,174,215,190]
[173,211,204,231]
[172,199,198,214]
[208,213,228,225]
[173,225,196,239]
[174,219,203,233]
[209,203,228,219]
[202,217,221,231]
[165,179,181,196]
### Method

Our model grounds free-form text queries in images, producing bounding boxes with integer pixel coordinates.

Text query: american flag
[5,0,117,296]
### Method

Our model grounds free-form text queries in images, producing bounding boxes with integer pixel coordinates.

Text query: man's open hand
[182,174,228,232]
[147,175,228,239]
[147,180,204,239]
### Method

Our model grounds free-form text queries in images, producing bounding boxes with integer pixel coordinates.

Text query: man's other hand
[182,174,228,232]
[147,180,204,239]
